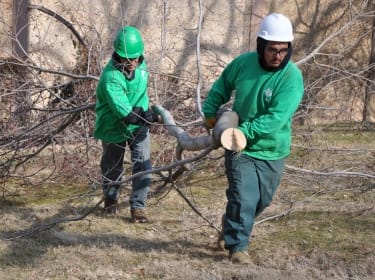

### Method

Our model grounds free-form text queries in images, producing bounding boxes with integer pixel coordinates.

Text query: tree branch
[28,4,86,48]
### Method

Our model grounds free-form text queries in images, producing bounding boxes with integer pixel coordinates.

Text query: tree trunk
[12,0,29,59]
[248,0,266,51]
[363,4,375,123]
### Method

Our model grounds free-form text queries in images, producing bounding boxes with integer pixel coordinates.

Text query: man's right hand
[123,107,146,125]
[143,109,159,123]
[124,107,159,126]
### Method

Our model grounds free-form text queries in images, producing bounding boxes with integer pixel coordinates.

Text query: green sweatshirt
[203,52,304,160]
[94,59,149,143]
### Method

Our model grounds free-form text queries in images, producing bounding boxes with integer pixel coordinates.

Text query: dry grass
[0,125,374,280]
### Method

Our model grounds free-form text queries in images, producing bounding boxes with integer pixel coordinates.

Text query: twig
[255,208,293,225]
[292,144,375,152]
[285,164,375,179]
[172,182,221,232]
[195,0,204,119]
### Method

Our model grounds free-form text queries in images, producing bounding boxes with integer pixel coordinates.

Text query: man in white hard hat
[203,13,304,264]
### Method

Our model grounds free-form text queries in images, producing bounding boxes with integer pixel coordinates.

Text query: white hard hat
[257,13,294,42]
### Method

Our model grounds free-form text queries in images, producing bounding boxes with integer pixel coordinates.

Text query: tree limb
[28,4,87,48]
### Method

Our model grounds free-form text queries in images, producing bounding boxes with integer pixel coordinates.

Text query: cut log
[153,105,247,155]
[220,128,247,152]
[212,110,246,151]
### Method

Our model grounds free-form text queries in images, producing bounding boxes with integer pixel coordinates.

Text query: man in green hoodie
[202,13,304,264]
[94,26,158,222]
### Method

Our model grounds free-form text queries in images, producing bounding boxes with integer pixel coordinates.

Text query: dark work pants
[223,150,285,253]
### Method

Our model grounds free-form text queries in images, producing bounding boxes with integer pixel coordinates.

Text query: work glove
[204,117,217,129]
[143,109,159,123]
[123,107,147,126]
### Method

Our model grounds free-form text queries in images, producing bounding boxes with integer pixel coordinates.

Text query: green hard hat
[113,26,144,59]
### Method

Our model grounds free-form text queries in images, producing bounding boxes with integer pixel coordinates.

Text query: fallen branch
[285,164,375,179]
[3,147,213,240]
[3,104,248,239]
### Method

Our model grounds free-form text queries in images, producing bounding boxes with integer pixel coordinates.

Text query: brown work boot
[217,214,225,250]
[229,251,252,264]
[131,208,149,223]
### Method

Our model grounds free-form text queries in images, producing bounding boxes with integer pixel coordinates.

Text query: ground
[0,125,374,279]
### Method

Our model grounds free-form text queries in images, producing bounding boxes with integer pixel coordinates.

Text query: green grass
[277,211,373,249]
[251,206,375,265]
[1,183,89,206]
[293,123,375,147]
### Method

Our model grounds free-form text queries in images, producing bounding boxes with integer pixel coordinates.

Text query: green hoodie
[94,59,149,143]
[203,52,304,160]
